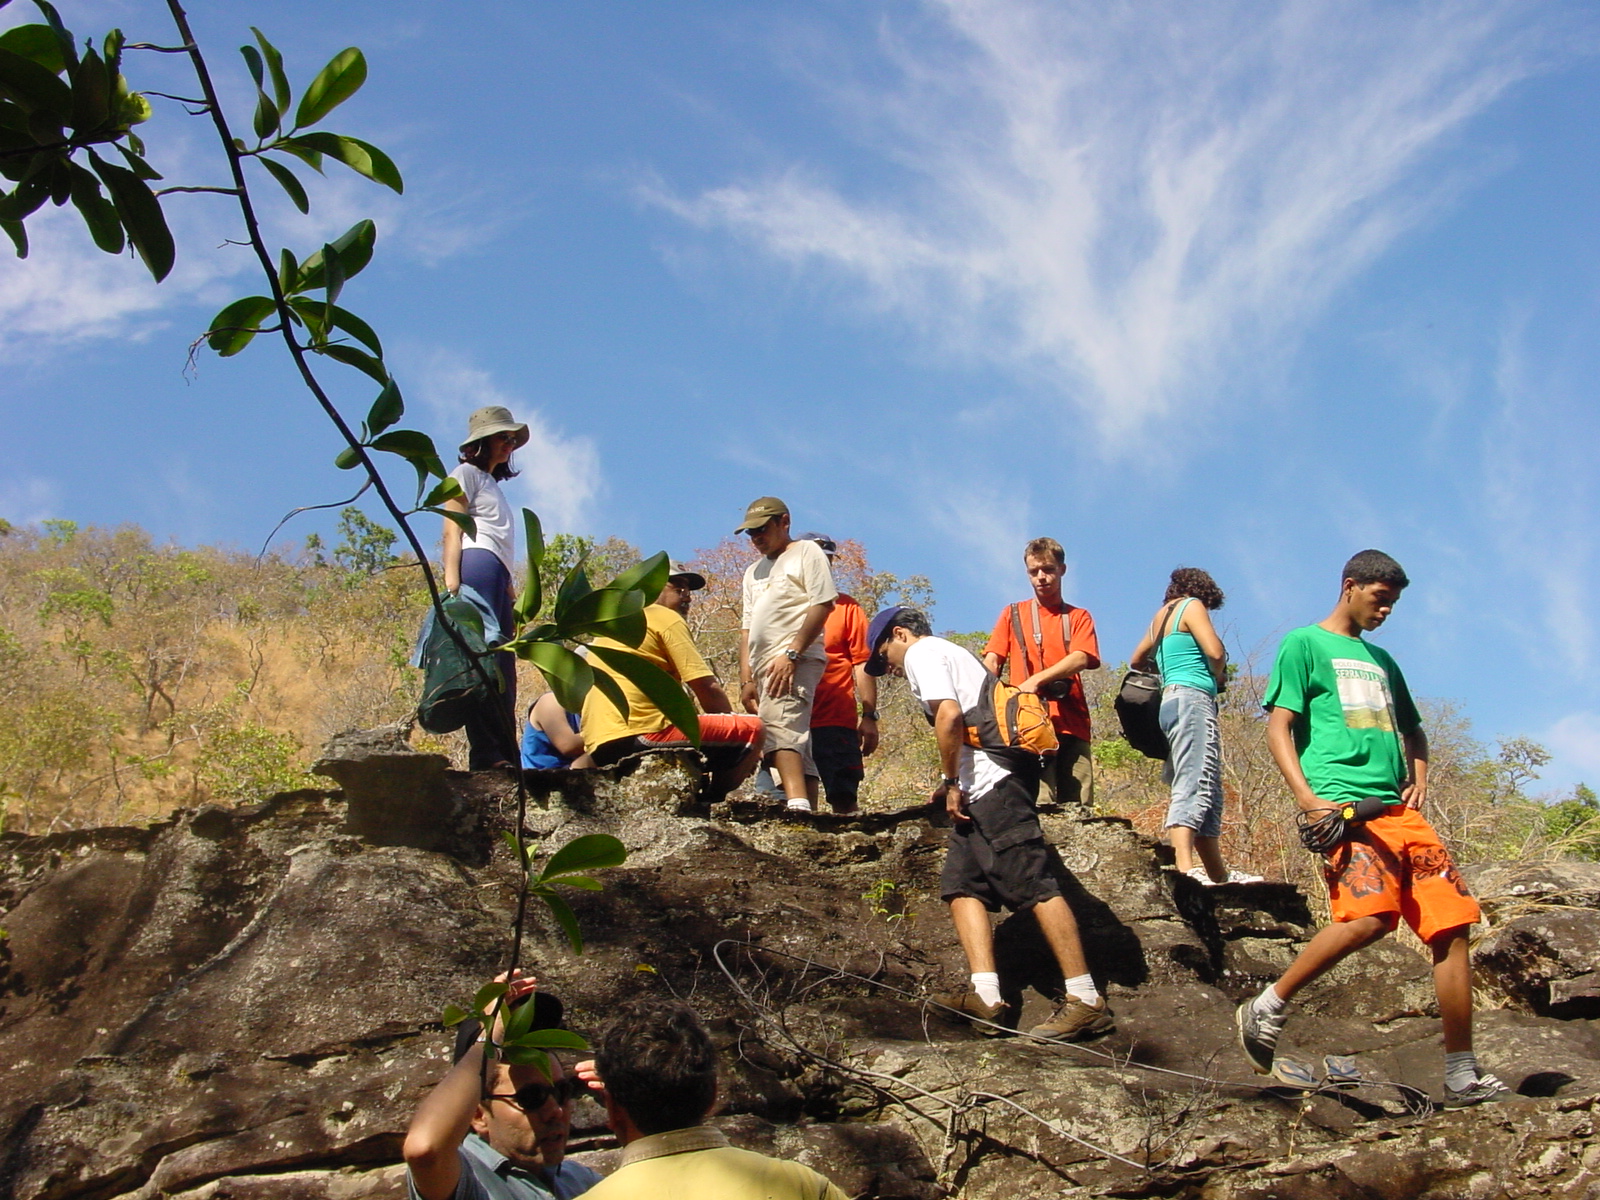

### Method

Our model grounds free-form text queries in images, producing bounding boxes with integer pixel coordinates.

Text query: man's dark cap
[864,605,908,677]
[452,990,565,1063]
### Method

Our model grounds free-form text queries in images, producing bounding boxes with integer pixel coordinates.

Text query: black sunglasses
[486,1077,583,1111]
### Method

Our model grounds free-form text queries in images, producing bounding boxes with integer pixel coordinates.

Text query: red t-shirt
[811,594,870,729]
[983,599,1100,741]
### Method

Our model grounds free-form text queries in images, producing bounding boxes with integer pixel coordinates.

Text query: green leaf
[68,47,109,133]
[552,874,604,891]
[240,44,265,91]
[318,342,387,384]
[87,148,172,281]
[29,2,76,72]
[513,508,545,626]
[0,45,71,120]
[334,444,362,470]
[278,246,299,294]
[287,295,327,341]
[251,29,291,115]
[423,505,476,540]
[552,564,592,626]
[472,980,509,1013]
[67,161,120,252]
[586,643,702,748]
[0,216,25,257]
[259,154,307,213]
[507,1027,589,1051]
[113,143,161,180]
[538,833,627,881]
[366,379,403,436]
[499,828,532,871]
[285,130,401,193]
[587,667,630,723]
[273,136,324,173]
[500,1045,552,1071]
[519,641,593,714]
[503,991,536,1040]
[0,25,66,74]
[294,47,366,128]
[440,1003,470,1027]
[297,219,374,289]
[370,429,436,461]
[0,171,50,221]
[321,240,345,309]
[538,889,585,954]
[553,586,647,645]
[251,89,279,140]
[206,295,276,356]
[327,303,381,356]
[420,476,463,508]
[607,551,671,605]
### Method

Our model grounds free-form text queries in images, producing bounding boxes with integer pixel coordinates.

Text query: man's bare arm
[688,675,733,715]
[762,600,835,696]
[855,664,879,757]
[1401,726,1429,810]
[1265,705,1332,812]
[403,1043,478,1200]
[931,698,967,820]
[1019,650,1092,692]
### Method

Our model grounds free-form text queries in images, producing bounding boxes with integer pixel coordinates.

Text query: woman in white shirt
[441,405,527,769]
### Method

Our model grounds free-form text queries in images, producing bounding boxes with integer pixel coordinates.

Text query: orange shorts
[1321,805,1480,943]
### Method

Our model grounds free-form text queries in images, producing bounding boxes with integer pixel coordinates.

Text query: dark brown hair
[1164,567,1224,609]
[459,438,520,482]
[594,999,718,1136]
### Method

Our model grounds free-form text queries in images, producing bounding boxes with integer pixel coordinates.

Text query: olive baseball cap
[735,496,789,533]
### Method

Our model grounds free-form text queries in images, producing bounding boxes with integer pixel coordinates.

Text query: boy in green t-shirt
[1237,550,1511,1109]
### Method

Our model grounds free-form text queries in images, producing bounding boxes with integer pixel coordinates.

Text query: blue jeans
[1160,684,1222,837]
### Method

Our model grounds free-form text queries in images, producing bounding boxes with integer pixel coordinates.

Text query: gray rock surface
[6,737,1600,1198]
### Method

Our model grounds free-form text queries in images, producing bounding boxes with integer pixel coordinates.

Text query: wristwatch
[942,776,962,789]
[861,707,880,721]
[785,649,800,663]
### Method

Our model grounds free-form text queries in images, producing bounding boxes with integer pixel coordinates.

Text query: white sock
[1063,973,1101,1006]
[1253,984,1287,1016]
[1445,1051,1480,1091]
[970,972,1002,1006]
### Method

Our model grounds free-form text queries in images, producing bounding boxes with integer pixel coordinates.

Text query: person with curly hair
[1131,567,1260,886]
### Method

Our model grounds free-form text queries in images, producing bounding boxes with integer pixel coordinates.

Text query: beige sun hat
[459,405,530,454]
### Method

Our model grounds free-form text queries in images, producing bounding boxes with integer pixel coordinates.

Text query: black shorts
[940,773,1061,913]
[811,724,863,809]
[590,735,749,775]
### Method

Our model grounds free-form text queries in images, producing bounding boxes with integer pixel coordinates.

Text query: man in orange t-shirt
[803,535,878,814]
[983,537,1100,807]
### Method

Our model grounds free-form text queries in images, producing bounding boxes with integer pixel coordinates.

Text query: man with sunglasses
[405,974,601,1200]
[735,497,837,813]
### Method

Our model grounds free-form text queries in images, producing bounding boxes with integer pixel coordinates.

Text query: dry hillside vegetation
[1,518,1590,888]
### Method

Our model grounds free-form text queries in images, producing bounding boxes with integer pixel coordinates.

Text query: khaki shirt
[581,1127,848,1200]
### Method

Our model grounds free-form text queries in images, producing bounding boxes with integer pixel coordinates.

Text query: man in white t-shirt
[736,497,837,813]
[866,605,1115,1042]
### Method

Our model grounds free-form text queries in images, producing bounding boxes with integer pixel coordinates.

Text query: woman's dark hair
[459,438,519,482]
[1164,567,1225,610]
[1342,549,1409,590]
[594,999,718,1136]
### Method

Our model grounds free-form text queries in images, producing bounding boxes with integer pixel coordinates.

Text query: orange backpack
[962,672,1059,757]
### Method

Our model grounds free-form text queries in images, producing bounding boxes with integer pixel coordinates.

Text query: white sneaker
[1223,868,1264,884]
[785,799,813,813]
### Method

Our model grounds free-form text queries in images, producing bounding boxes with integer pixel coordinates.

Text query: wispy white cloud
[650,0,1564,441]
[1544,712,1600,791]
[411,348,601,533]
[0,476,63,527]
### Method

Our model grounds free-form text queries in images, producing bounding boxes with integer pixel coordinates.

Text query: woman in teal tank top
[1130,568,1261,886]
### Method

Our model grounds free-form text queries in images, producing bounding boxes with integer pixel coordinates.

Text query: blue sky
[4,1,1599,793]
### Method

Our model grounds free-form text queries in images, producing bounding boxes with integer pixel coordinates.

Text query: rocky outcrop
[6,741,1600,1198]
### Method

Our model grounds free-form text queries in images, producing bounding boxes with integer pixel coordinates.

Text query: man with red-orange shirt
[802,535,878,814]
[983,537,1100,808]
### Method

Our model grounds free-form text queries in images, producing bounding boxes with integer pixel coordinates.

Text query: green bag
[416,597,502,735]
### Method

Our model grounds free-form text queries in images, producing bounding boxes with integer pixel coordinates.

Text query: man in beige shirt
[735,497,837,813]
[575,999,847,1200]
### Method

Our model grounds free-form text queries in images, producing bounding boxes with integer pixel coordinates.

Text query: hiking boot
[1444,1073,1514,1109]
[930,990,1012,1036]
[1237,1000,1288,1074]
[1028,995,1115,1041]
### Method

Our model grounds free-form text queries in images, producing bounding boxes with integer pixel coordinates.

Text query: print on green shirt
[1263,626,1421,807]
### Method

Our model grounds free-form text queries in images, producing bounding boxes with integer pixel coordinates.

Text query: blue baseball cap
[864,605,908,676]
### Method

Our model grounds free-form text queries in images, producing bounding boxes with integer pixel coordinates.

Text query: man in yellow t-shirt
[575,1000,848,1200]
[581,564,762,798]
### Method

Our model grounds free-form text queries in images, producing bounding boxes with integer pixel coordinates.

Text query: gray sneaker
[1237,1000,1288,1074]
[1444,1073,1513,1109]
